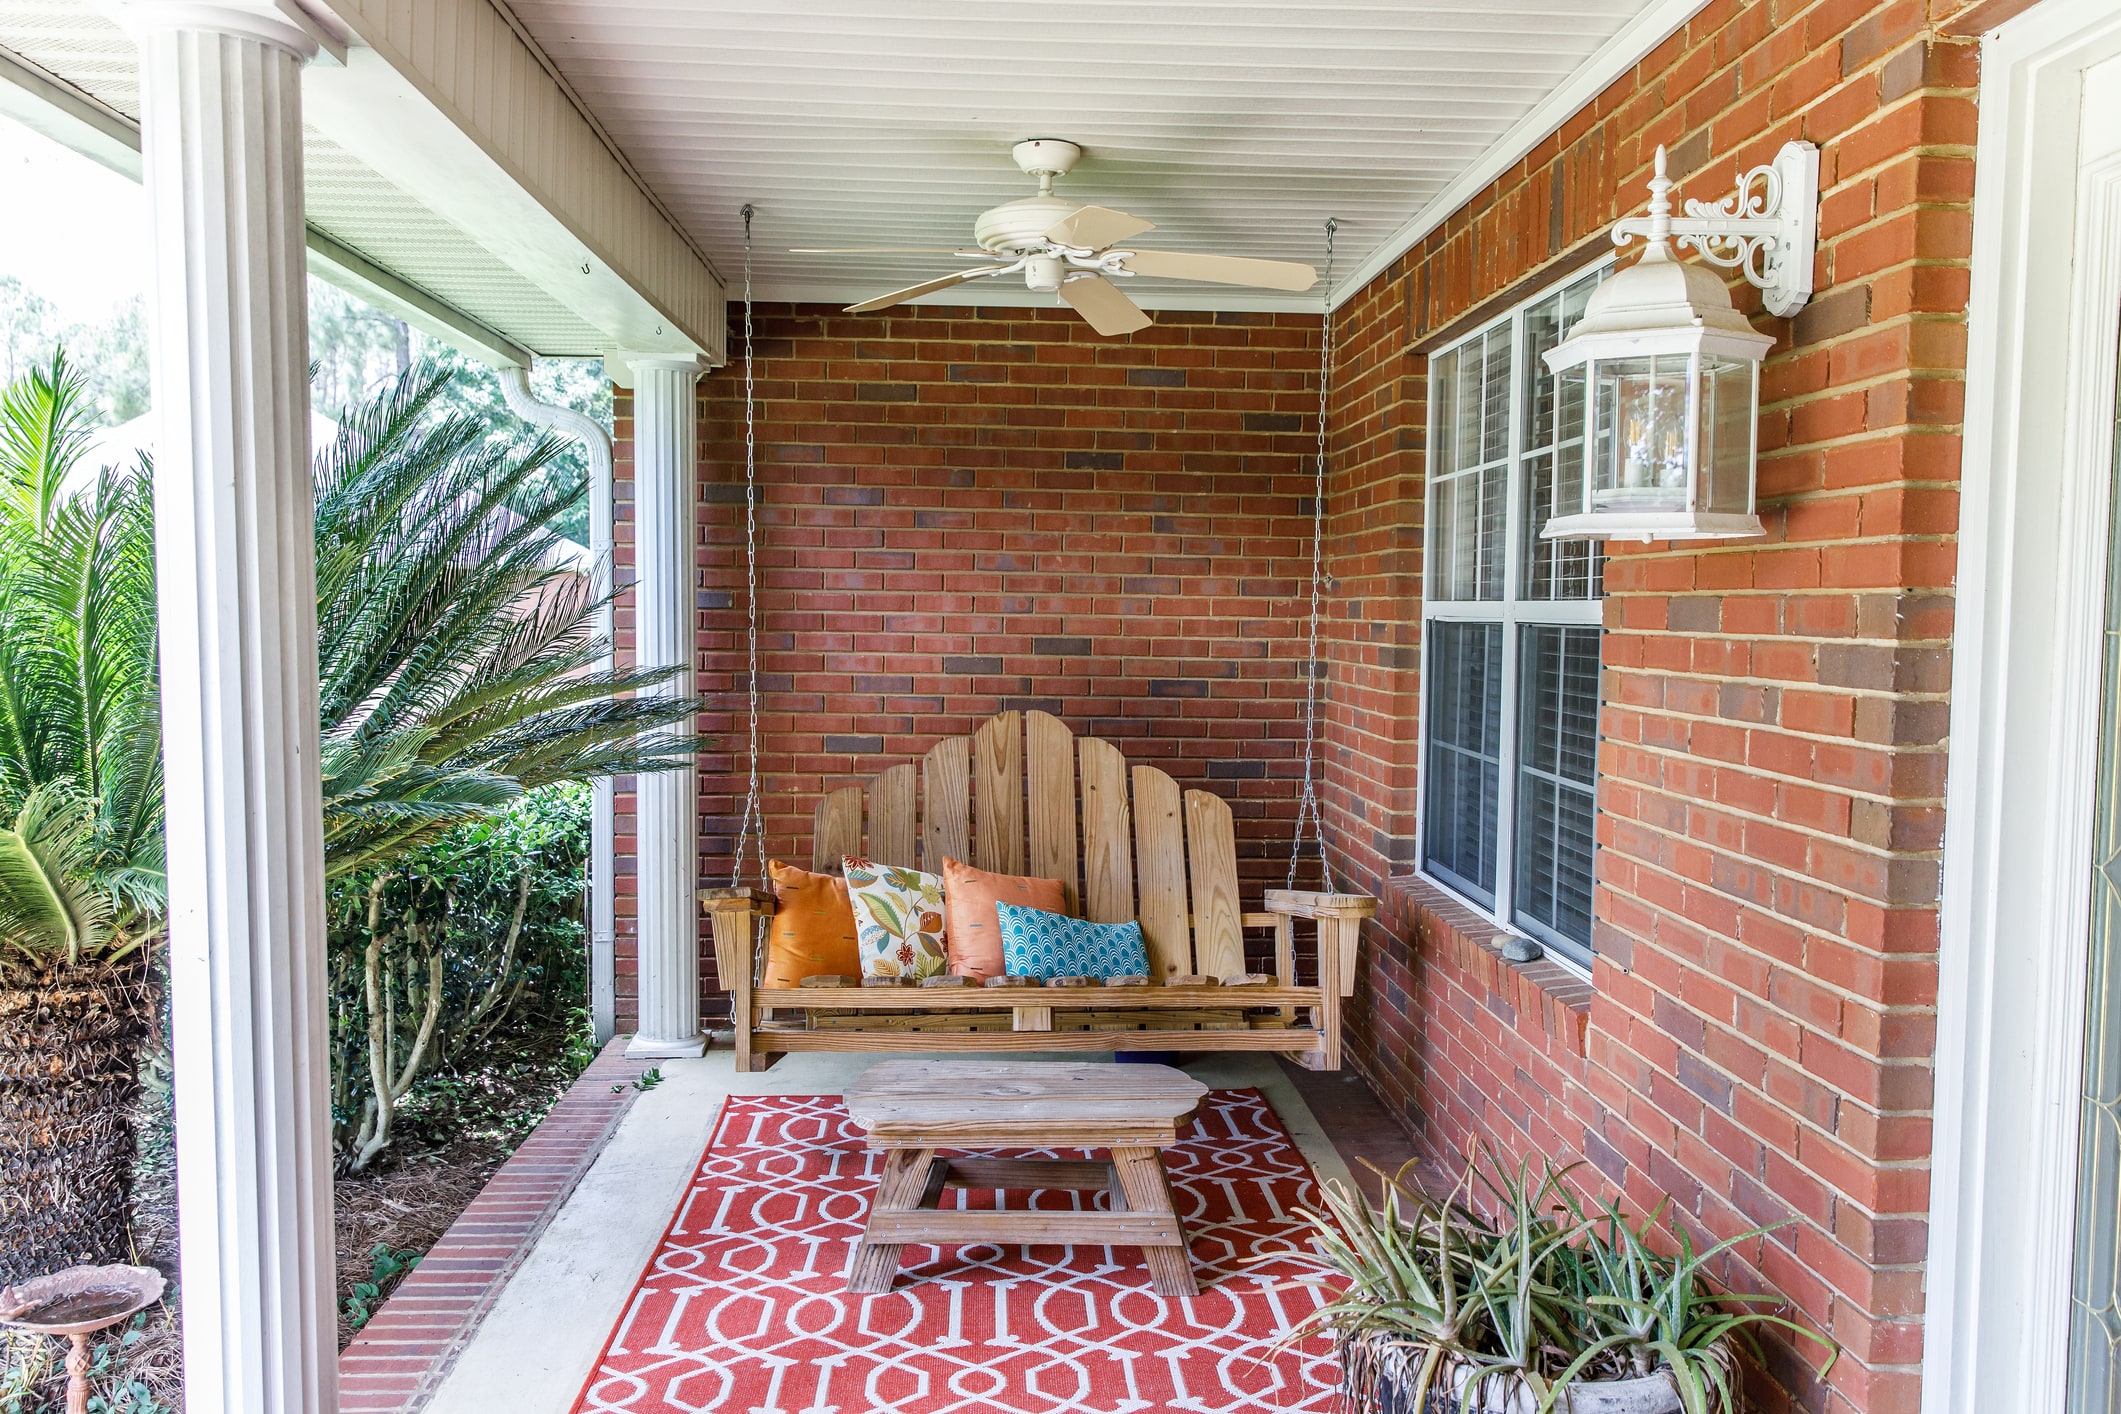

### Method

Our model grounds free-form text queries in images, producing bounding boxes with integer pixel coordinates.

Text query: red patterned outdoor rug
[569,1088,1338,1413]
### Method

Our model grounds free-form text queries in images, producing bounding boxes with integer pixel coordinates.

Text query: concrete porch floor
[414,1047,1400,1414]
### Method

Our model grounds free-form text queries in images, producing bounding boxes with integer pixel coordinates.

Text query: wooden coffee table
[843,1059,1209,1297]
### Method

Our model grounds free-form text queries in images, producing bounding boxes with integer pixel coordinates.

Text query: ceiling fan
[793,139,1319,337]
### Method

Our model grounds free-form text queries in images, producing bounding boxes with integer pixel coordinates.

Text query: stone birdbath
[0,1264,166,1414]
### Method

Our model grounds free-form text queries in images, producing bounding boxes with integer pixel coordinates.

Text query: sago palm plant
[0,351,703,1277]
[0,350,162,1284]
[312,360,699,874]
[311,364,703,1166]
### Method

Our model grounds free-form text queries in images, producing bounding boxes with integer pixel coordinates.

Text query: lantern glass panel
[1698,354,1756,516]
[1590,353,1693,515]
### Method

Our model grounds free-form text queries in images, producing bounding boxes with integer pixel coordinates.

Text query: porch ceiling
[1,0,727,364]
[503,0,1699,312]
[0,4,604,358]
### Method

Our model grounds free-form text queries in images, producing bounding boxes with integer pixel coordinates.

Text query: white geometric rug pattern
[571,1089,1338,1413]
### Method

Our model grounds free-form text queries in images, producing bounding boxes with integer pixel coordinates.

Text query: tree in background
[308,279,607,544]
[3,268,608,542]
[0,278,149,427]
[328,784,593,1172]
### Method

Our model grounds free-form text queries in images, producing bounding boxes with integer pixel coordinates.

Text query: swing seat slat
[702,709,1374,1073]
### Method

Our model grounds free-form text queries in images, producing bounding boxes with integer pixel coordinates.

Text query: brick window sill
[1387,874,1591,1057]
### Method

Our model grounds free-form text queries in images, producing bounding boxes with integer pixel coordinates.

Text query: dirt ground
[1,1017,589,1412]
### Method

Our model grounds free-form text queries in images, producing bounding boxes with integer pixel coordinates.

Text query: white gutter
[498,366,618,1045]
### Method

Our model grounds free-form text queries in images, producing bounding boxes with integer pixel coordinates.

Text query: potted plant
[1285,1150,1837,1414]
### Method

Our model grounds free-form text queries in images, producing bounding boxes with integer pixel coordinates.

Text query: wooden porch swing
[699,211,1373,1072]
[702,708,1375,1072]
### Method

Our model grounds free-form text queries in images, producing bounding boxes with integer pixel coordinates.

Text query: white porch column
[127,5,337,1412]
[624,353,708,1058]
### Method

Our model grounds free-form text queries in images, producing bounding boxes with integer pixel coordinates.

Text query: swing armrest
[1262,890,1376,998]
[701,888,774,992]
[1261,890,1377,921]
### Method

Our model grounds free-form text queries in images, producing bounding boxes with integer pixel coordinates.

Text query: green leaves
[0,784,111,966]
[0,347,698,976]
[0,348,97,537]
[310,361,706,875]
[1283,1146,1839,1414]
[341,1243,423,1330]
[0,352,161,971]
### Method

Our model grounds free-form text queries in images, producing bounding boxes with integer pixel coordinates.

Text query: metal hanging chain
[1288,217,1339,895]
[731,204,768,890]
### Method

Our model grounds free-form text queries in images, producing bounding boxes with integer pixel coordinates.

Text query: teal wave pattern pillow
[994,902,1150,980]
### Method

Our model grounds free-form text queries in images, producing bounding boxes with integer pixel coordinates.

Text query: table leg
[849,1147,938,1293]
[1111,1146,1197,1297]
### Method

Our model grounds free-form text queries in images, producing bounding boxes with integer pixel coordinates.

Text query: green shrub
[327,783,591,1169]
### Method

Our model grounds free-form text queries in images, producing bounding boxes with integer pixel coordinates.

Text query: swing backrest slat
[972,711,1024,876]
[813,785,863,873]
[1026,711,1080,916]
[922,736,971,870]
[1130,763,1192,980]
[1185,789,1245,979]
[868,763,918,868]
[1078,736,1135,925]
[806,711,1250,982]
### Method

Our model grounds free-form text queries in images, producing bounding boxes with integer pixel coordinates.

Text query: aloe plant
[1539,1192,1837,1414]
[1283,1144,1839,1414]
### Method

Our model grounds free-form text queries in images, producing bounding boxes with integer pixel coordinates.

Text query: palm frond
[309,359,686,873]
[0,783,112,965]
[0,349,98,536]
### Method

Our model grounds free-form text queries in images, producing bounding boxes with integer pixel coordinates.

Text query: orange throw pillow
[763,859,861,987]
[941,857,1069,982]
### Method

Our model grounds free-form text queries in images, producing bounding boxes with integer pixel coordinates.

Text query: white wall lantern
[1541,141,1819,543]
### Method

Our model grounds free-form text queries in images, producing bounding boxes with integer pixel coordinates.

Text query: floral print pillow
[842,856,949,980]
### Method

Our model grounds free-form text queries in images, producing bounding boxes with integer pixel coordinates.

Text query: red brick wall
[1317,2,1983,1411]
[597,2,2002,1404]
[610,305,1325,1025]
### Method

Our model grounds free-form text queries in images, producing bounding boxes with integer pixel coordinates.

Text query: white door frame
[1927,4,2121,1409]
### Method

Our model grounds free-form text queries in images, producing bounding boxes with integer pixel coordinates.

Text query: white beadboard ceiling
[502,0,1698,312]
[0,1,615,355]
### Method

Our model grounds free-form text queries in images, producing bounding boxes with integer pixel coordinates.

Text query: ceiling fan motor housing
[973,195,1081,254]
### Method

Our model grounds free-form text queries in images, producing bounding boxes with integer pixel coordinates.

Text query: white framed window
[1419,265,1607,968]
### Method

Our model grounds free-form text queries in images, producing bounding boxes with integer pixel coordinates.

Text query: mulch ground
[1,1017,590,1412]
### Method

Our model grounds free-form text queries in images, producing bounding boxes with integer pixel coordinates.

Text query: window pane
[1514,625,1601,961]
[1519,273,1605,602]
[1429,332,1510,602]
[1424,621,1504,905]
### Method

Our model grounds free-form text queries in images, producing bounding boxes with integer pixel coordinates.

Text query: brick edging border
[336,1038,652,1414]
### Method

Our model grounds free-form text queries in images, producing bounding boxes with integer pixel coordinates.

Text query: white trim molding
[1926,4,2121,1409]
[301,0,726,362]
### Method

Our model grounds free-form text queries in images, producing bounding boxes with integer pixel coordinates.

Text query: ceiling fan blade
[845,267,1010,313]
[1118,249,1318,292]
[1058,275,1154,337]
[1043,205,1156,250]
[792,247,990,255]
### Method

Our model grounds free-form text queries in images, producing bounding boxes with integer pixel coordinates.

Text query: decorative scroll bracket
[1612,141,1820,318]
